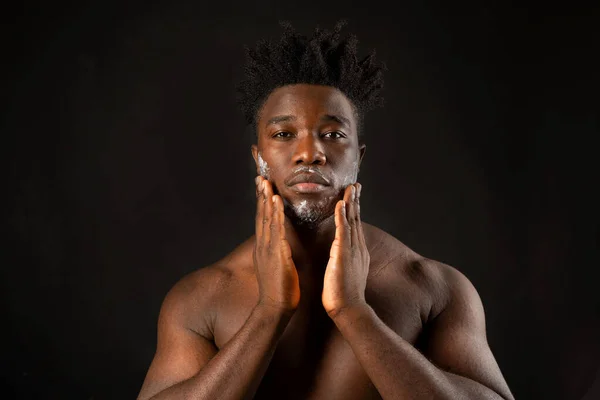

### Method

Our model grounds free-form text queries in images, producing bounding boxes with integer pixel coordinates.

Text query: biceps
[426,323,502,380]
[425,323,512,400]
[420,266,512,398]
[138,324,218,399]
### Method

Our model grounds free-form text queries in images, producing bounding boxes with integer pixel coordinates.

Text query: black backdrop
[3,2,599,399]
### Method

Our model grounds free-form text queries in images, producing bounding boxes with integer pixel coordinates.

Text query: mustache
[292,166,324,175]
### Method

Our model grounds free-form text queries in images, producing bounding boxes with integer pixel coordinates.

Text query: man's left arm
[331,264,515,400]
[323,183,514,400]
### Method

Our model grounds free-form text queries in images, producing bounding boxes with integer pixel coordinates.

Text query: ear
[358,143,366,168]
[251,144,259,174]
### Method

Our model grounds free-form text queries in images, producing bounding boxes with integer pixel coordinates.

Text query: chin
[284,196,337,225]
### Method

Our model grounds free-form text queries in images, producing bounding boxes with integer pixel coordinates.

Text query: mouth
[286,172,330,194]
[286,172,330,186]
[290,182,329,193]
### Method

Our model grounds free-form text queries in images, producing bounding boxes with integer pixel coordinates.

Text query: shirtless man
[137,21,514,400]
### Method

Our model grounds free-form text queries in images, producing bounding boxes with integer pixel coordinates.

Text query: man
[137,21,514,400]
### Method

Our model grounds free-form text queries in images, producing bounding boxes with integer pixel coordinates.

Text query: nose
[292,133,326,166]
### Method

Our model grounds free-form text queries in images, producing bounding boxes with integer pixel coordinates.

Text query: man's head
[236,21,386,229]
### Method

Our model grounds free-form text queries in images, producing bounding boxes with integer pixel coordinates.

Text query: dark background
[3,1,599,399]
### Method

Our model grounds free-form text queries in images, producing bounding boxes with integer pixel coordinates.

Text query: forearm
[149,304,292,400]
[332,304,506,400]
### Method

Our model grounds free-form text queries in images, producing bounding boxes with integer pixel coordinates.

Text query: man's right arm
[136,271,293,400]
[138,177,299,399]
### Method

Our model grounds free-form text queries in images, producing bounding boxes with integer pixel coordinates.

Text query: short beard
[283,195,337,230]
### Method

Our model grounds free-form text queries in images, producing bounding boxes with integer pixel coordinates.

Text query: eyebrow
[321,114,351,128]
[265,114,352,128]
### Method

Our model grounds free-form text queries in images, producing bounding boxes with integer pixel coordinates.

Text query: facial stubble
[257,152,359,229]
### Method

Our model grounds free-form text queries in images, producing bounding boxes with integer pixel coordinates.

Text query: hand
[253,176,300,314]
[322,183,370,318]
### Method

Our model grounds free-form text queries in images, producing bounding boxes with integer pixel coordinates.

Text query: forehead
[258,84,356,128]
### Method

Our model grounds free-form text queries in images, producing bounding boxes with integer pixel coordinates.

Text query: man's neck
[283,213,336,275]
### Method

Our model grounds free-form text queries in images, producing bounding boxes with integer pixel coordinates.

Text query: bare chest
[211,264,429,399]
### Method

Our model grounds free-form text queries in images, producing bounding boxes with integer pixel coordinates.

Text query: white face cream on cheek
[340,159,359,187]
[257,151,271,180]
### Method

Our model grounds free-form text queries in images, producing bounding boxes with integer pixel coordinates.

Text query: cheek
[259,150,289,177]
[258,152,288,195]
[257,152,272,178]
[337,160,359,187]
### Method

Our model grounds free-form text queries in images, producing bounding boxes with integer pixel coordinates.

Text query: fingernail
[352,186,356,200]
[357,184,362,198]
[255,176,260,185]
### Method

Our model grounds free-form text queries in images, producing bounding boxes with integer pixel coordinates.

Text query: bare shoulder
[362,222,454,323]
[161,237,255,340]
[362,222,440,286]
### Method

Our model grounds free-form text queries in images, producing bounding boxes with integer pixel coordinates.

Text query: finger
[334,198,351,248]
[349,185,359,248]
[343,184,353,205]
[255,175,263,199]
[255,177,265,240]
[273,195,293,262]
[270,193,280,243]
[342,184,353,224]
[262,180,273,244]
[355,183,367,248]
[341,184,352,219]
[330,200,343,259]
[339,185,353,245]
[356,182,361,215]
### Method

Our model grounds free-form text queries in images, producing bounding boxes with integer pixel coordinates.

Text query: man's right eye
[273,131,293,138]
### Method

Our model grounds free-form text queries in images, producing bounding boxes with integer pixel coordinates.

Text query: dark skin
[136,84,515,400]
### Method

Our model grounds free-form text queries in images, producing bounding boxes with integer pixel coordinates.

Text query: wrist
[327,300,372,322]
[255,300,297,321]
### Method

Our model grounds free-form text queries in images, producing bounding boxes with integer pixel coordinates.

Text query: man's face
[251,84,366,228]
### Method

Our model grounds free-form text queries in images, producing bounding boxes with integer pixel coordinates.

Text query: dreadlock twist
[236,20,386,137]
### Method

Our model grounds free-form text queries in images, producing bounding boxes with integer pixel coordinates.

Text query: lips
[287,172,330,186]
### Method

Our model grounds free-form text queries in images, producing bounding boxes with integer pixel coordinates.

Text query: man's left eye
[323,131,344,139]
